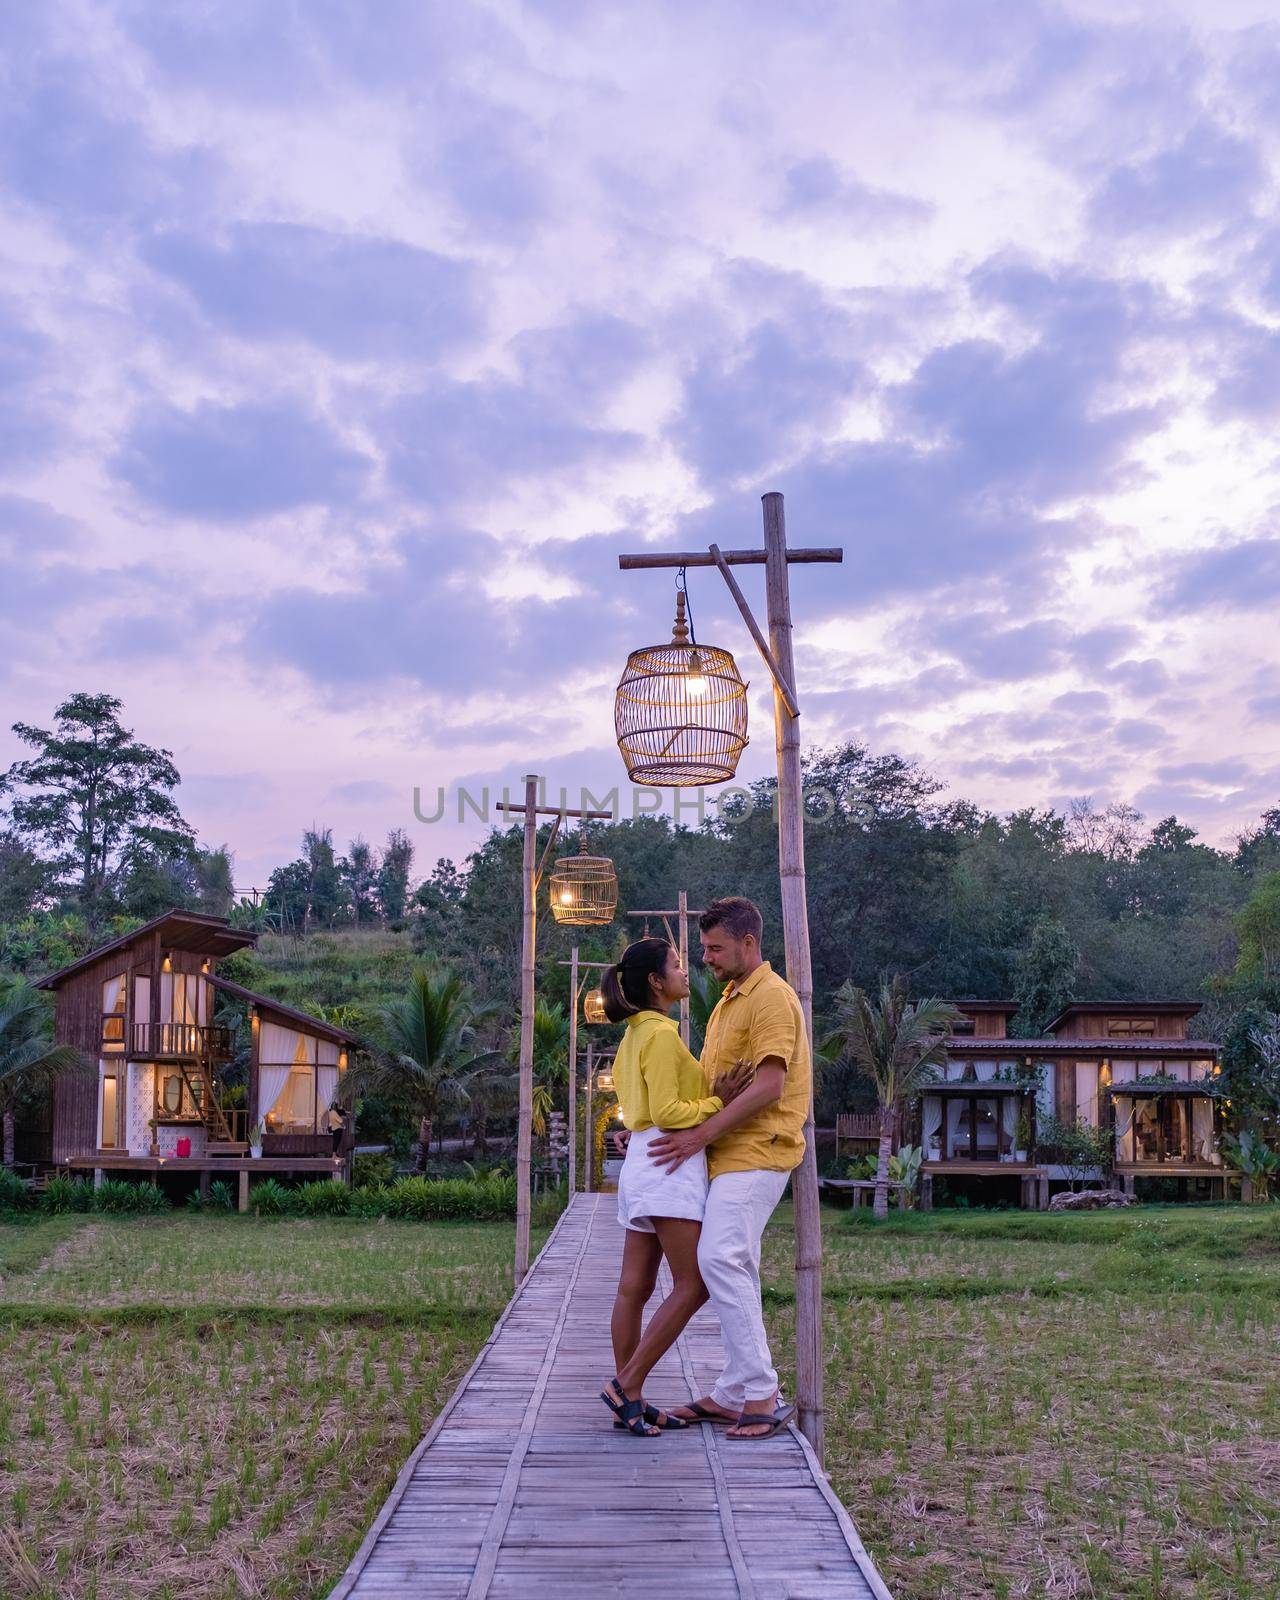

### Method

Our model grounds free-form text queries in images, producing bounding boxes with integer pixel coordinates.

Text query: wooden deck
[330,1191,891,1599]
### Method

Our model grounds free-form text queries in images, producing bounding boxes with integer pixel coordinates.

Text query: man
[648,896,810,1439]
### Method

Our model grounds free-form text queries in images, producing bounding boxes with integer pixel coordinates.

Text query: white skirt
[616,1125,709,1233]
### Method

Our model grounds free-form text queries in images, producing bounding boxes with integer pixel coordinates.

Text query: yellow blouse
[613,1010,723,1131]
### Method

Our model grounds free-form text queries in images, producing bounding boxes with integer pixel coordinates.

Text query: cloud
[383,379,641,502]
[1160,535,1280,614]
[673,265,869,488]
[329,779,398,804]
[0,299,56,468]
[775,157,932,228]
[0,69,217,227]
[1087,121,1264,239]
[113,399,373,518]
[142,224,484,361]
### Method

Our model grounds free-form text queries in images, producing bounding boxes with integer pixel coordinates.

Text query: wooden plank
[331,1194,890,1600]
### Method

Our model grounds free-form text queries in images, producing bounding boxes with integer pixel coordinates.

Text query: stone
[1048,1188,1136,1211]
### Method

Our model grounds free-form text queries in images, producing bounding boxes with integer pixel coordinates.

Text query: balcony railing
[130,1021,236,1060]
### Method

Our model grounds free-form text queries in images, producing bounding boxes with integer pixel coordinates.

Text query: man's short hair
[699,896,764,944]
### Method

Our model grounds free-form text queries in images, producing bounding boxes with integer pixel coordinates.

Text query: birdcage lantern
[614,585,748,786]
[548,829,617,925]
[583,987,607,1024]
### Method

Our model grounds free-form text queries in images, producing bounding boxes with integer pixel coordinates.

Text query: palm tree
[829,975,960,1219]
[0,979,87,1168]
[346,969,501,1169]
[688,966,724,1054]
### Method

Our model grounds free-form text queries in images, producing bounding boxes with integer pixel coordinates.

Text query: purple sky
[2,0,1279,889]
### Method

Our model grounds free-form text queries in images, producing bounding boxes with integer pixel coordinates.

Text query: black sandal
[614,1401,687,1431]
[599,1378,660,1436]
[726,1400,795,1440]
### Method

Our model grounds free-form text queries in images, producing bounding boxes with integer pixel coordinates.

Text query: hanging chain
[676,564,697,644]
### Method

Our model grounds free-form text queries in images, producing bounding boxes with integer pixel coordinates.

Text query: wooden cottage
[36,909,359,1207]
[914,999,1224,1209]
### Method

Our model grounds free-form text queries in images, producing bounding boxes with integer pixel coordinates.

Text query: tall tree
[1,693,194,917]
[828,975,959,1219]
[303,827,343,928]
[378,828,414,922]
[0,978,87,1167]
[0,830,49,923]
[196,846,235,917]
[342,837,378,924]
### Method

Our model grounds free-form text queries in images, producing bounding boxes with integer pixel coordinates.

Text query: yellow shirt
[613,1011,724,1132]
[700,960,811,1179]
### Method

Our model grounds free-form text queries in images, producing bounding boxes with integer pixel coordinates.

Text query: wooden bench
[819,1176,910,1209]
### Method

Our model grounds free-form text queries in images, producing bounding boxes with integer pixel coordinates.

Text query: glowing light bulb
[686,648,708,698]
[559,888,574,905]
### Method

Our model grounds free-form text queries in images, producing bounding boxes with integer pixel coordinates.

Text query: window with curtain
[101,975,126,1053]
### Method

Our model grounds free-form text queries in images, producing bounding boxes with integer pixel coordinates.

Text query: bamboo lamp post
[497,778,613,1283]
[616,491,843,1462]
[556,951,614,1194]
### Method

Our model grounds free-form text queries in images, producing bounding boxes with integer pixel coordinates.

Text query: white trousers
[696,1167,791,1408]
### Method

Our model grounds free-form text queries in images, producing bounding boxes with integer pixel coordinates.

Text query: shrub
[207,1178,235,1212]
[92,1178,170,1214]
[40,1175,92,1214]
[352,1151,397,1189]
[533,1183,567,1228]
[383,1172,517,1221]
[0,1168,30,1211]
[349,1183,391,1218]
[249,1177,295,1216]
[297,1179,352,1217]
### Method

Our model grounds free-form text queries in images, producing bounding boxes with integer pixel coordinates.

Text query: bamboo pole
[762,491,825,1461]
[567,944,578,1195]
[584,1042,594,1193]
[515,774,537,1283]
[678,889,691,1047]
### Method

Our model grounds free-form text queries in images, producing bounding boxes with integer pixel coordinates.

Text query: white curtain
[1192,1098,1215,1162]
[134,975,150,1033]
[197,977,208,1026]
[318,1040,339,1066]
[257,1063,292,1128]
[261,1022,309,1064]
[1076,1062,1098,1124]
[1113,1094,1136,1162]
[922,1096,943,1151]
[974,1059,997,1082]
[1001,1095,1020,1153]
[945,1098,967,1157]
[316,1065,339,1128]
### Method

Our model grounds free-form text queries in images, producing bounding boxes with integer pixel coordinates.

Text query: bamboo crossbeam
[617,547,842,568]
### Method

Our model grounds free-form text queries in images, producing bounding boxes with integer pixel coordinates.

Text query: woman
[597,938,749,1438]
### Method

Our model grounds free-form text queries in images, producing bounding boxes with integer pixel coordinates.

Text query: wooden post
[584,1042,594,1194]
[762,491,825,1461]
[515,775,538,1284]
[567,945,579,1195]
[678,889,691,1047]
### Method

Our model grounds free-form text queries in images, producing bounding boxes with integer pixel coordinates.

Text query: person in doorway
[649,896,810,1440]
[598,938,752,1438]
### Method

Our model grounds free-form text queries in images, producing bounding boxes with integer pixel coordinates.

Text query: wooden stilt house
[35,910,359,1205]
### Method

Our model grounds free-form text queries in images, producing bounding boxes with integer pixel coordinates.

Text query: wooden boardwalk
[330,1192,892,1600]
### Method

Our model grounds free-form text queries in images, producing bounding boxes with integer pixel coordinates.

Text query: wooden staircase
[178,1047,247,1155]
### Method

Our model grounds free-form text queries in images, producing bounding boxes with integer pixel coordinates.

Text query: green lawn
[2,1205,1277,1600]
[761,1203,1280,1600]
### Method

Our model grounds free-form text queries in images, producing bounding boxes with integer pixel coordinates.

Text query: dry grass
[762,1204,1280,1600]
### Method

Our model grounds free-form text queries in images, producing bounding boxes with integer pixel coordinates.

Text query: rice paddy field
[762,1203,1280,1600]
[0,1203,1276,1600]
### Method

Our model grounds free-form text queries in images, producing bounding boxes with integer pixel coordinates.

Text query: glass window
[101,975,126,1053]
[1108,1019,1155,1037]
